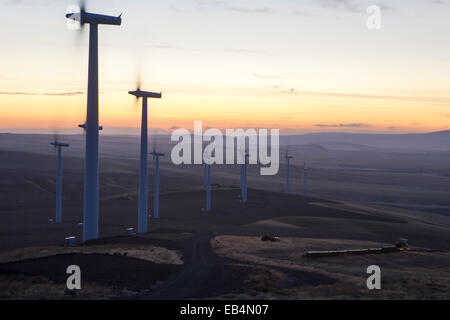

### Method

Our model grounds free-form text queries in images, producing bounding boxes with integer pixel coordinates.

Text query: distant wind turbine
[204,152,212,212]
[150,149,165,219]
[129,87,162,233]
[285,149,293,193]
[206,164,211,212]
[66,1,122,242]
[240,150,249,203]
[50,138,70,223]
[303,162,309,196]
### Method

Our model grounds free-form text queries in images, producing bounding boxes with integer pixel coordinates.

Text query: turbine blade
[79,0,86,12]
[137,76,141,91]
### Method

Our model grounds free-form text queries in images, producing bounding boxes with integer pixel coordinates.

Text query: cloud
[254,72,304,79]
[146,45,185,50]
[313,0,392,13]
[314,0,362,12]
[283,89,450,104]
[254,73,280,80]
[168,126,181,132]
[433,0,450,6]
[197,0,225,7]
[146,44,266,56]
[291,10,320,18]
[197,1,272,14]
[2,0,64,6]
[222,48,263,54]
[229,7,271,14]
[314,123,369,128]
[169,5,183,12]
[0,91,84,96]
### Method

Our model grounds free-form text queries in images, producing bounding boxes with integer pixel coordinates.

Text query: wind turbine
[203,163,207,186]
[240,150,249,203]
[204,151,212,212]
[206,165,211,212]
[150,149,165,219]
[128,88,162,233]
[285,149,293,193]
[66,2,122,242]
[303,162,309,196]
[50,138,70,223]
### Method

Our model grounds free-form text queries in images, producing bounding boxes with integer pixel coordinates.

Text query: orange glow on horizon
[1,86,448,134]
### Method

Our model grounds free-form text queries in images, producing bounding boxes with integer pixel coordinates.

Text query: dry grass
[212,235,450,299]
[0,275,114,300]
[0,244,183,265]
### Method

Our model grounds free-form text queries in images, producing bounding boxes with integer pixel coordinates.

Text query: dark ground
[0,148,449,299]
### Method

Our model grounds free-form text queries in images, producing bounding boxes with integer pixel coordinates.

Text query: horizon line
[1,129,448,137]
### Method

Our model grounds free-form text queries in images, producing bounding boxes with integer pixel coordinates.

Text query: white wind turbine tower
[285,149,293,193]
[128,87,162,233]
[150,148,165,219]
[66,1,122,242]
[50,138,70,223]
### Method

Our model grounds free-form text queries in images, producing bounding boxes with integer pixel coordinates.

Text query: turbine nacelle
[78,123,103,130]
[66,9,122,26]
[129,89,162,99]
[285,149,293,160]
[303,161,309,172]
[150,150,165,158]
[51,141,70,148]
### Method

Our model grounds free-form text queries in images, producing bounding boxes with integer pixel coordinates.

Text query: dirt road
[144,232,248,299]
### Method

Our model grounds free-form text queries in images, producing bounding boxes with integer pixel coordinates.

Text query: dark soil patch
[0,253,181,292]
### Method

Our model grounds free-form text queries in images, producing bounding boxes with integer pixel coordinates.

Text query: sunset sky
[1,0,450,135]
